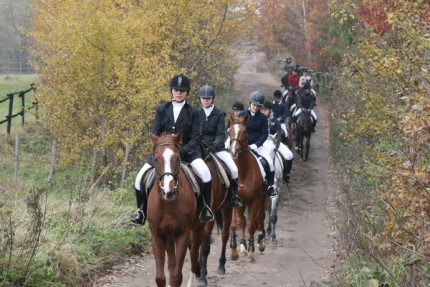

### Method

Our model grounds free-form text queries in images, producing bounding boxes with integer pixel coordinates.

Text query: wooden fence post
[7,94,14,134]
[120,144,131,188]
[14,134,19,184]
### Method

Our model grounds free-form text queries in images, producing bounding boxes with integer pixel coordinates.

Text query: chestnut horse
[295,108,313,161]
[147,131,204,287]
[227,113,267,262]
[197,155,233,287]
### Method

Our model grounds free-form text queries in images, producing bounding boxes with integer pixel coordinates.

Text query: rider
[198,85,243,208]
[238,91,277,197]
[298,69,313,92]
[131,74,214,225]
[272,90,289,142]
[293,82,317,132]
[232,101,245,116]
[261,101,294,183]
[287,69,300,90]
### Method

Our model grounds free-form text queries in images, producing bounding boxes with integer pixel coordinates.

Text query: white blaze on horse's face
[161,147,176,200]
[230,124,241,159]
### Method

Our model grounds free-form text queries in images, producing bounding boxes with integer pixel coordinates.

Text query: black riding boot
[230,178,243,208]
[200,181,214,222]
[312,118,317,133]
[266,171,277,197]
[131,188,147,225]
[283,159,293,183]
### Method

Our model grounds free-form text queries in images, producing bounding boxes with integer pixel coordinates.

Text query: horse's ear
[149,132,159,144]
[175,130,183,144]
[227,113,235,123]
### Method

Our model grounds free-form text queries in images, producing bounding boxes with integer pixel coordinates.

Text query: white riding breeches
[280,123,288,138]
[277,142,293,161]
[250,145,274,172]
[134,158,212,191]
[294,108,317,120]
[214,150,238,179]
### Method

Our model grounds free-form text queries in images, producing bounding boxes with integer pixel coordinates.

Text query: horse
[262,133,284,244]
[197,154,233,287]
[227,113,267,262]
[147,131,205,287]
[284,86,298,115]
[295,108,313,161]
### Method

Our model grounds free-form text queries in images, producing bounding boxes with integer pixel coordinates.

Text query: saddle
[141,163,201,197]
[209,153,230,189]
[250,150,270,182]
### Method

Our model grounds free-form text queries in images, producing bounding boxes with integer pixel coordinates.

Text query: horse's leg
[305,135,311,161]
[229,209,240,260]
[245,203,258,262]
[256,195,267,252]
[269,195,279,243]
[152,235,167,287]
[218,207,233,274]
[266,199,272,237]
[237,208,247,256]
[166,238,176,281]
[170,232,190,287]
[198,223,214,287]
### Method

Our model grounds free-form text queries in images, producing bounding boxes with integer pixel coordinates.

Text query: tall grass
[0,75,151,287]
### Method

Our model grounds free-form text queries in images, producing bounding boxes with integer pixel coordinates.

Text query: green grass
[0,74,39,136]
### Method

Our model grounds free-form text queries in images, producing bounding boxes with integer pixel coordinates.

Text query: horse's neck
[237,150,259,171]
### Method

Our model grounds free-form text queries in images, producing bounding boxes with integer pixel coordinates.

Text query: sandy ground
[93,71,338,287]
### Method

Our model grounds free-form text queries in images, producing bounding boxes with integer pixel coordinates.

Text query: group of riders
[131,71,318,226]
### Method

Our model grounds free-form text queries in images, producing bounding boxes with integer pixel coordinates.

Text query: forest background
[0,0,429,286]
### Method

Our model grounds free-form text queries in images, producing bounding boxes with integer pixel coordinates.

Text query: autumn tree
[28,0,261,178]
[329,0,430,285]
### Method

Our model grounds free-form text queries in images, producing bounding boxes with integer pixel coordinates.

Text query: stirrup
[199,207,214,223]
[231,196,243,208]
[131,209,146,225]
[284,174,291,183]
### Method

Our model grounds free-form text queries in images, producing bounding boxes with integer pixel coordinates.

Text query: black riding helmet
[273,90,283,99]
[262,100,272,110]
[249,91,264,106]
[232,101,244,111]
[198,86,215,99]
[170,74,191,91]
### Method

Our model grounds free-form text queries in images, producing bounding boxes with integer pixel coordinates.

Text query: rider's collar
[172,100,186,107]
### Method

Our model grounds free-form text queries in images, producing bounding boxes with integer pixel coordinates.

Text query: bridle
[229,121,249,154]
[153,142,180,191]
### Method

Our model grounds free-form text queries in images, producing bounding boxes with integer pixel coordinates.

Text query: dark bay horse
[147,131,204,287]
[227,113,266,262]
[197,155,233,287]
[295,108,312,161]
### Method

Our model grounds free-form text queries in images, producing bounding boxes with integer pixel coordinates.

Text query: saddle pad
[180,162,200,196]
[209,153,230,189]
[249,150,266,179]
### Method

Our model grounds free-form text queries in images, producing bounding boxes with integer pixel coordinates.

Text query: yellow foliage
[27,0,260,171]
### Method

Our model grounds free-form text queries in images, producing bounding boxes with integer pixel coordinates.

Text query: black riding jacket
[298,91,315,110]
[199,106,226,153]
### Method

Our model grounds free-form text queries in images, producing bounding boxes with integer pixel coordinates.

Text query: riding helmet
[198,86,215,98]
[169,74,191,91]
[249,91,265,106]
[273,90,283,98]
[303,82,311,90]
[263,101,272,110]
[232,101,244,111]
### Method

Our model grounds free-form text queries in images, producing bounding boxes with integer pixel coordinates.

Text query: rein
[229,122,250,153]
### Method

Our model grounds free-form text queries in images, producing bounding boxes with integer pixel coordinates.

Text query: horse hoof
[217,267,226,275]
[247,254,256,263]
[197,279,207,287]
[258,242,265,252]
[230,250,239,261]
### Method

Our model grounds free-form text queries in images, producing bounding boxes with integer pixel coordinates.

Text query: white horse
[262,133,285,244]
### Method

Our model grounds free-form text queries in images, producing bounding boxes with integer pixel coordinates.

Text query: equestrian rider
[261,101,294,183]
[131,74,214,225]
[272,90,290,142]
[293,82,317,132]
[238,91,277,197]
[198,86,243,208]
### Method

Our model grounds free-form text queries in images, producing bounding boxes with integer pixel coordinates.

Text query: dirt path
[94,72,337,287]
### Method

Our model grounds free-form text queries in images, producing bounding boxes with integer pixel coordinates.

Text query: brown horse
[147,131,204,287]
[295,108,313,161]
[227,113,267,262]
[197,155,233,286]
